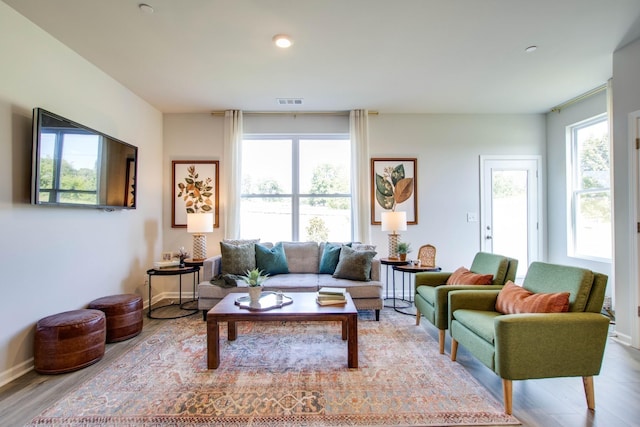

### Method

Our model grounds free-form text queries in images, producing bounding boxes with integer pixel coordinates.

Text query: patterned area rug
[27,308,520,426]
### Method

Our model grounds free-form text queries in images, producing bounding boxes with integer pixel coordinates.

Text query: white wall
[367,114,546,270]
[612,38,640,347]
[164,113,546,272]
[0,2,163,385]
[545,92,612,284]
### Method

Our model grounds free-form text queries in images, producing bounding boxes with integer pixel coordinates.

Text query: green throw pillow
[333,245,376,281]
[319,242,342,274]
[220,242,256,275]
[255,242,289,275]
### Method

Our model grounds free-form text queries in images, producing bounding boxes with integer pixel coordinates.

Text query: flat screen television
[31,108,137,210]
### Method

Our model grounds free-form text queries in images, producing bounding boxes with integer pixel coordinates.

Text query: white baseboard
[0,357,33,388]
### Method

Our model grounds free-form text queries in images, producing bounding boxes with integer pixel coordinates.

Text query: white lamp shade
[381,211,407,233]
[187,213,214,233]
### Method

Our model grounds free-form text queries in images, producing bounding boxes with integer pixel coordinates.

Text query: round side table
[147,266,200,319]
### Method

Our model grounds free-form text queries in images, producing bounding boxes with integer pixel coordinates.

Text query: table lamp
[187,213,214,261]
[381,211,407,259]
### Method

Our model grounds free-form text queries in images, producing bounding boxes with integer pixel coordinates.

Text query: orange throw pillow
[496,281,570,314]
[446,267,494,285]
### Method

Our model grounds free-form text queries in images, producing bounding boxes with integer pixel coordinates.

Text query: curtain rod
[211,110,378,116]
[550,84,607,113]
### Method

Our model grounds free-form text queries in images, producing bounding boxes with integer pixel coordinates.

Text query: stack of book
[316,287,347,306]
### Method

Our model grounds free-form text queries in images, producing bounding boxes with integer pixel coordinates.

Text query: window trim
[241,133,352,241]
[567,113,612,262]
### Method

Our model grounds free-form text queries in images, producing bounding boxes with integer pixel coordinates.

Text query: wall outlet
[466,212,478,222]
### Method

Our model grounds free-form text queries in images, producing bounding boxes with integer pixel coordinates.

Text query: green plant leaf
[391,165,405,186]
[376,190,395,210]
[375,173,393,197]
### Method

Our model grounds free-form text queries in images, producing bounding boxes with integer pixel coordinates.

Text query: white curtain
[350,109,371,243]
[223,110,243,239]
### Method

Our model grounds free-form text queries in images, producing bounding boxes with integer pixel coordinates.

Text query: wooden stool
[88,294,143,343]
[34,309,106,374]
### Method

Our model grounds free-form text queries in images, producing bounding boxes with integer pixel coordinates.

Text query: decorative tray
[235,291,293,311]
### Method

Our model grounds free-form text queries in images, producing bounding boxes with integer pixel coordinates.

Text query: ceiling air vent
[276,98,303,105]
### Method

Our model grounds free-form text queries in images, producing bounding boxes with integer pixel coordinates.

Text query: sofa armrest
[494,312,610,380]
[448,289,500,314]
[201,255,222,282]
[370,258,381,281]
[415,271,452,288]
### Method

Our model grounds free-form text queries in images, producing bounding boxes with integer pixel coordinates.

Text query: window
[567,114,611,260]
[240,135,352,242]
[39,130,100,205]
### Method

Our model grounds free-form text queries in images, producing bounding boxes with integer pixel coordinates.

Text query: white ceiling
[4,0,640,114]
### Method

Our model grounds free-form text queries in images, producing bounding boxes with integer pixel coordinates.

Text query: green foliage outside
[579,133,611,222]
[308,163,350,209]
[39,156,97,204]
[306,217,329,242]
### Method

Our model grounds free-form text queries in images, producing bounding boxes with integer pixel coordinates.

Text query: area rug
[27,309,520,426]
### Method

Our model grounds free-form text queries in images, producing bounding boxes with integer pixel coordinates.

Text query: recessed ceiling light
[525,45,537,53]
[273,34,293,48]
[139,3,154,14]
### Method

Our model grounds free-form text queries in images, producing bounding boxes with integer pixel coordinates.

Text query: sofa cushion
[319,243,342,274]
[255,242,289,275]
[333,245,376,281]
[223,238,260,246]
[282,242,320,273]
[220,242,256,275]
[352,243,376,252]
[452,309,500,344]
[469,252,509,285]
[446,267,493,286]
[496,281,570,314]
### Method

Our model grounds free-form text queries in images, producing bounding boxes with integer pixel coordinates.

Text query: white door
[480,156,541,280]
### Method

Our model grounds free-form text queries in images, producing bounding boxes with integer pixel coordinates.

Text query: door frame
[479,155,544,278]
[629,110,640,348]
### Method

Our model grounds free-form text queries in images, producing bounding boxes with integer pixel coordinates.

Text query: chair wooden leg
[438,329,445,354]
[502,379,513,415]
[450,338,458,361]
[415,308,421,325]
[583,376,595,410]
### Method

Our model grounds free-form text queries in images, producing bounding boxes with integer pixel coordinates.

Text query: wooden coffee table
[207,292,358,369]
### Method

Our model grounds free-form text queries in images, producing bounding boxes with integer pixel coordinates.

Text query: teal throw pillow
[319,243,342,274]
[255,242,289,275]
[220,242,256,275]
[333,245,377,281]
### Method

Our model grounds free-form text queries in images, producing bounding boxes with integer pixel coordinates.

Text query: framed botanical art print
[172,160,219,228]
[371,158,418,225]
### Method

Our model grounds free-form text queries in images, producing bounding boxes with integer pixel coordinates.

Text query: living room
[1,1,640,425]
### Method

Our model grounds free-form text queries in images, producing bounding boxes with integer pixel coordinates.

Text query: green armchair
[414,252,518,354]
[448,261,609,415]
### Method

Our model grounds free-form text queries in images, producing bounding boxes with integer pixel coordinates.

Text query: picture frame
[172,160,219,228]
[371,158,418,225]
[161,252,173,261]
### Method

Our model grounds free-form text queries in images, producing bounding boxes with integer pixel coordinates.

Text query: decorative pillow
[333,245,376,281]
[495,281,570,314]
[223,238,260,246]
[352,243,377,252]
[446,267,493,285]
[255,242,289,275]
[220,242,256,275]
[319,243,342,274]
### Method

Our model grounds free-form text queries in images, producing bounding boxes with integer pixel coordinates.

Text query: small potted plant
[241,268,269,304]
[396,242,412,261]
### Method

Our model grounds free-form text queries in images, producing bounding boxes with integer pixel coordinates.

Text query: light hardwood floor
[1,307,639,426]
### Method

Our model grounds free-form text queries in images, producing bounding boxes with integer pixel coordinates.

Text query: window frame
[567,113,612,262]
[240,133,353,241]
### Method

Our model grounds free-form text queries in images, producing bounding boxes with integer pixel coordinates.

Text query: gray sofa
[197,241,384,320]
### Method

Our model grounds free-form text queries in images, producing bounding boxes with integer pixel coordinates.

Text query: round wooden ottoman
[34,309,106,374]
[88,294,143,343]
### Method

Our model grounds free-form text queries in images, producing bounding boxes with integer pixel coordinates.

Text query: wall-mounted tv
[31,108,137,210]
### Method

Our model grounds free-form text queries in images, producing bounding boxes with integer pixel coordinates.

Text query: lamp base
[388,233,400,259]
[192,234,207,261]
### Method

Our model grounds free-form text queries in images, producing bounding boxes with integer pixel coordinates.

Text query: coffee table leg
[228,321,237,341]
[341,320,347,340]
[347,314,358,368]
[207,317,220,369]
